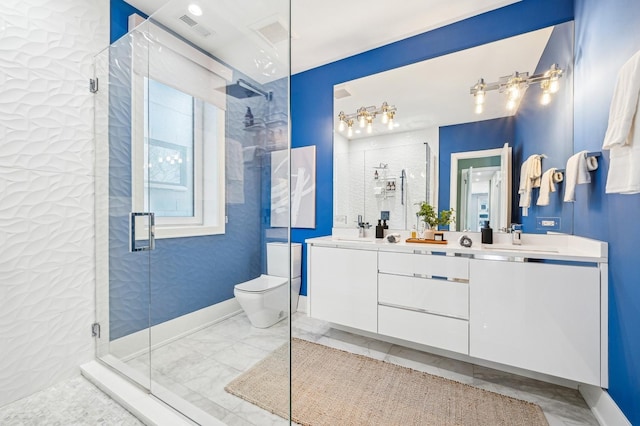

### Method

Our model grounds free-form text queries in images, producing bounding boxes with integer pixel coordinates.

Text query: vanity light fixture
[337,101,397,137]
[470,64,563,112]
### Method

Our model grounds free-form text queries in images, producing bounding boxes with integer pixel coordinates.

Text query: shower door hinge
[89,78,99,93]
[91,322,101,338]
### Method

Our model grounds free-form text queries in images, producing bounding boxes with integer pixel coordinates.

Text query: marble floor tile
[0,376,143,426]
[315,328,394,360]
[208,341,270,372]
[91,312,600,426]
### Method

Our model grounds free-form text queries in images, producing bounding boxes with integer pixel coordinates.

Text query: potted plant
[416,202,455,238]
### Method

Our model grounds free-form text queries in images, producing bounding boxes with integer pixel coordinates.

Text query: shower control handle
[130,212,155,252]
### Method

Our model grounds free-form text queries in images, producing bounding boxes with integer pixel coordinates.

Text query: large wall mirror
[333,21,574,234]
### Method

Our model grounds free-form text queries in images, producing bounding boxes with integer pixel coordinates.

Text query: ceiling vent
[179,14,197,27]
[178,14,213,38]
[334,87,352,99]
[254,20,289,45]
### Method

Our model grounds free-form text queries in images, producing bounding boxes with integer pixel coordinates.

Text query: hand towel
[602,50,640,149]
[537,168,557,206]
[564,151,590,202]
[518,154,543,214]
[602,50,640,194]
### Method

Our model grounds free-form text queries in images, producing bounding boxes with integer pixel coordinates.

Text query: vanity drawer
[378,305,469,355]
[378,274,468,319]
[378,251,469,280]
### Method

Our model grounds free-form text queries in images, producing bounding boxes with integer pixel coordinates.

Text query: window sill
[154,224,224,239]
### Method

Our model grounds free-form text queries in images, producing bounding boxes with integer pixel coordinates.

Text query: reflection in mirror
[450,145,511,232]
[333,21,574,233]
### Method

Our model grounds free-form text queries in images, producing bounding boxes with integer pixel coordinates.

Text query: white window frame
[130,24,228,239]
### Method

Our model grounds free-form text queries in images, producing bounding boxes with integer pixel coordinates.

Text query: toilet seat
[234,274,288,294]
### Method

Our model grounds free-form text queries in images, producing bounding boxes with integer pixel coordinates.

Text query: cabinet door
[469,259,601,385]
[308,246,378,332]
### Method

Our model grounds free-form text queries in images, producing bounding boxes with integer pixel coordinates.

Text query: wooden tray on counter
[405,238,448,245]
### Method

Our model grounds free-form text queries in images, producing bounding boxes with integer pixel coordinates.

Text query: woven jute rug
[225,338,548,426]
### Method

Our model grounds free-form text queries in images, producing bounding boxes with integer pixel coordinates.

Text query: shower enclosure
[93,1,292,423]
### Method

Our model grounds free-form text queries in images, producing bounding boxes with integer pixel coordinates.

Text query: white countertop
[305,231,608,263]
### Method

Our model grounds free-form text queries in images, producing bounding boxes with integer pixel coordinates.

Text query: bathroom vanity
[306,234,608,387]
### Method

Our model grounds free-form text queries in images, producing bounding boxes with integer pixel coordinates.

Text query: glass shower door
[94,30,153,391]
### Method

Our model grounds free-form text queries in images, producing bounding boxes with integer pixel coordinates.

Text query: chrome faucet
[356,215,371,237]
[511,224,522,245]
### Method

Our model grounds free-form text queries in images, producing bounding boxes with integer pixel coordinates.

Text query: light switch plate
[536,216,561,231]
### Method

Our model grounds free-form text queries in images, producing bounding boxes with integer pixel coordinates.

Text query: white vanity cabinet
[308,245,378,332]
[306,235,608,387]
[377,251,470,354]
[469,259,602,386]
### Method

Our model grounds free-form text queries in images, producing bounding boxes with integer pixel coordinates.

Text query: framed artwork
[271,146,316,228]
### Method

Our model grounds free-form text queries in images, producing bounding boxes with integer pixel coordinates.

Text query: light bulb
[540,91,551,105]
[509,85,520,101]
[475,103,483,114]
[359,116,366,128]
[367,122,373,134]
[388,117,394,130]
[506,99,516,111]
[347,125,353,138]
[338,120,345,132]
[381,112,389,124]
[549,77,560,94]
[188,4,203,16]
[475,90,485,105]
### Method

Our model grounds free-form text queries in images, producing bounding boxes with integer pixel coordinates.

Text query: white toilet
[234,242,302,328]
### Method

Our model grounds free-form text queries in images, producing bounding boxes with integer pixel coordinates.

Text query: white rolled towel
[564,150,593,202]
[537,168,557,206]
[553,171,564,183]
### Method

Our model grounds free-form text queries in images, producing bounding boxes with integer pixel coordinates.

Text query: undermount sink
[482,244,559,253]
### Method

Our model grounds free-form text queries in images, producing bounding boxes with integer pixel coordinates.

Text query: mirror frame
[450,145,512,232]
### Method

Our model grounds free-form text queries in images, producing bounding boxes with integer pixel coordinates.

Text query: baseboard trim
[297,295,308,314]
[579,385,631,426]
[110,298,242,360]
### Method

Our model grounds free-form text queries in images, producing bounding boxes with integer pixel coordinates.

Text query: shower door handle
[130,212,155,252]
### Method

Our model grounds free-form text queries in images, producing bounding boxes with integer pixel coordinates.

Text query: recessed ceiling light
[188,4,203,16]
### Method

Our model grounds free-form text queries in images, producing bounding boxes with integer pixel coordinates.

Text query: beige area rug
[225,338,548,426]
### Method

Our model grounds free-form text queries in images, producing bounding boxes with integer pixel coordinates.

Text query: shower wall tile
[0,0,108,408]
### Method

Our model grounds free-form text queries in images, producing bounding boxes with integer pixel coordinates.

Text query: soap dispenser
[382,219,389,237]
[481,221,493,244]
[375,220,384,239]
[244,107,254,127]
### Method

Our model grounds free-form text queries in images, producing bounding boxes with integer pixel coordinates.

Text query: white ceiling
[121,0,553,137]
[123,0,520,76]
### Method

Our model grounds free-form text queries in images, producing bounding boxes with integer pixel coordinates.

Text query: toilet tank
[267,242,302,278]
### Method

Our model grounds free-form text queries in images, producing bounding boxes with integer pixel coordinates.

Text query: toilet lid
[236,274,288,293]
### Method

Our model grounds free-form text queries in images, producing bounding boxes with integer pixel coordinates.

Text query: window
[131,23,229,238]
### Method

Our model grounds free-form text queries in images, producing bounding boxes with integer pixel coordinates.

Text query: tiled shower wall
[0,0,108,407]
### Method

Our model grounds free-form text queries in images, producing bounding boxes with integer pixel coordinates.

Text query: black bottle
[375,220,384,239]
[481,221,493,244]
[244,107,254,127]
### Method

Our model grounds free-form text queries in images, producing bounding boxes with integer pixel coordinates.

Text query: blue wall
[109,1,283,339]
[438,117,515,217]
[291,0,574,296]
[110,0,147,43]
[513,23,575,233]
[574,0,640,423]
